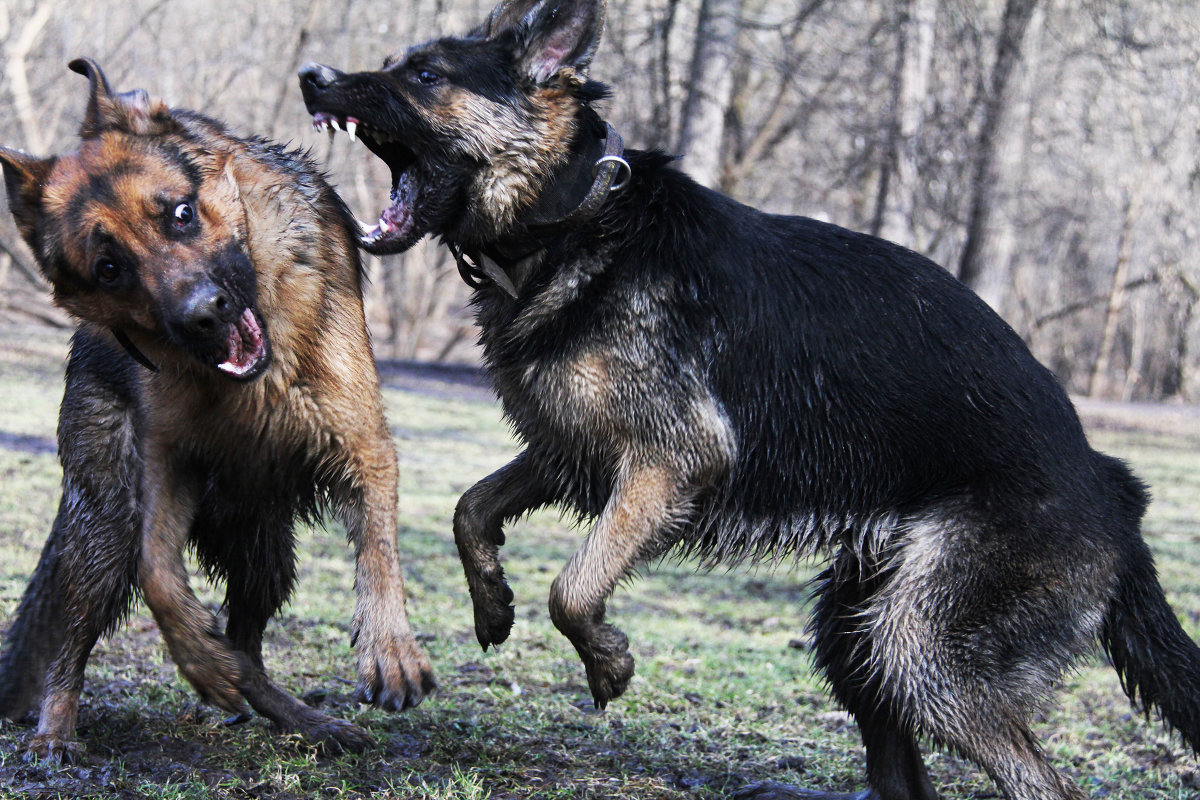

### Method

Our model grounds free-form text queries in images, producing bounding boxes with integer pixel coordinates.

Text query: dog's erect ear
[0,146,56,256]
[473,0,541,38]
[512,0,606,84]
[69,58,180,138]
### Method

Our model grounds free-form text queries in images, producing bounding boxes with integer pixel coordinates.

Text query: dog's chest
[148,374,336,477]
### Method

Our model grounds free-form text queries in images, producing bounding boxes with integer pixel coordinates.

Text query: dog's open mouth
[217,308,270,379]
[312,112,419,255]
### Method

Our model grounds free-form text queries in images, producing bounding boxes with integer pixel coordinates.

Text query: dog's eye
[173,202,194,227]
[94,260,121,285]
[414,69,442,86]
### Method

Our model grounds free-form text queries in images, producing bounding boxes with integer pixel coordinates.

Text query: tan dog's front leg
[549,461,692,708]
[138,448,248,714]
[342,438,435,711]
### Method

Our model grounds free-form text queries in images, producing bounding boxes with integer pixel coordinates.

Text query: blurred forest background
[0,0,1198,401]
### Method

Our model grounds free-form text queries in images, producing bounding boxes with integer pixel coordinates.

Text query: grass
[0,323,1198,799]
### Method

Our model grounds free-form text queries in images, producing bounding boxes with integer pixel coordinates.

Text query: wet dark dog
[299,2,1200,797]
[0,59,434,761]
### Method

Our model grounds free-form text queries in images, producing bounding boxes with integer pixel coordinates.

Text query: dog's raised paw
[584,648,635,709]
[472,592,516,650]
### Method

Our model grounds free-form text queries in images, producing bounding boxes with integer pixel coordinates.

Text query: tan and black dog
[298,2,1200,798]
[0,59,434,761]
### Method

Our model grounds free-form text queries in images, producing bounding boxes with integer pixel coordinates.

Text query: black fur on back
[475,141,1096,566]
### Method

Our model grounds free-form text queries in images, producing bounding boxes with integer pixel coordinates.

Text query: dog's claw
[222,711,252,726]
[24,734,85,766]
[354,628,436,713]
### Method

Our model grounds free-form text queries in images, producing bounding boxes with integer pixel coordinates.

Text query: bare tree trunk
[5,2,55,154]
[872,0,937,249]
[956,0,1039,313]
[723,0,829,194]
[1088,187,1142,398]
[1177,273,1200,402]
[647,0,681,152]
[676,0,742,188]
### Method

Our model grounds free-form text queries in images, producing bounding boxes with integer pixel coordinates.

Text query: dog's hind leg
[2,335,141,763]
[2,505,137,764]
[206,515,374,753]
[24,505,139,764]
[454,450,558,650]
[850,510,1100,800]
[738,549,939,800]
[548,460,694,708]
[815,551,941,800]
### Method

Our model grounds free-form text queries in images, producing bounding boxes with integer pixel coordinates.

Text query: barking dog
[0,60,434,761]
[298,2,1200,798]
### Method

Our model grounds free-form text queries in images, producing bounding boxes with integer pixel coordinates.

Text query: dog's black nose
[181,283,234,335]
[298,63,338,91]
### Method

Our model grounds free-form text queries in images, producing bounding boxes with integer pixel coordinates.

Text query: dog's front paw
[354,629,436,711]
[468,573,515,650]
[24,733,85,765]
[580,624,636,709]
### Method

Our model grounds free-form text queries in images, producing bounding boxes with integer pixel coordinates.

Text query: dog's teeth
[379,218,391,233]
[346,120,357,142]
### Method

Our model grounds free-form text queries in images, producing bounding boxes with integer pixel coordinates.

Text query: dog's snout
[298,63,338,91]
[181,283,234,335]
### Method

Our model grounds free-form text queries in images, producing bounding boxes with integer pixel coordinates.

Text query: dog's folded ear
[69,58,181,139]
[500,0,606,85]
[0,146,56,259]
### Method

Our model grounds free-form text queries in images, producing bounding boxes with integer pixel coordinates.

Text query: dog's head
[0,59,270,380]
[298,0,607,253]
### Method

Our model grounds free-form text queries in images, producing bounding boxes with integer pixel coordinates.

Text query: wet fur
[301,3,1200,798]
[0,60,434,761]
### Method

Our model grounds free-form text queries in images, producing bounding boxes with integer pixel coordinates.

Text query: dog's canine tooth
[346,120,357,142]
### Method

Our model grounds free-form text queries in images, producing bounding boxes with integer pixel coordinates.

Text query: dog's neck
[449,118,629,298]
[520,121,628,236]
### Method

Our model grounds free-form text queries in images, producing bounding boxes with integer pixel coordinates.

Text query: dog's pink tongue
[218,308,265,376]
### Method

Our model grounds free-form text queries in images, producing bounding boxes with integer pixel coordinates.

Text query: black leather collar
[112,328,159,373]
[450,122,630,298]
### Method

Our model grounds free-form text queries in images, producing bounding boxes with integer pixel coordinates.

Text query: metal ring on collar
[595,154,632,192]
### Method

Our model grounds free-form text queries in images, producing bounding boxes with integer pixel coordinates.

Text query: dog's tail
[0,516,66,720]
[1098,454,1200,752]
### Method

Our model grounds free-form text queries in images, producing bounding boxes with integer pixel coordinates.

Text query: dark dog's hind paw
[310,717,376,754]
